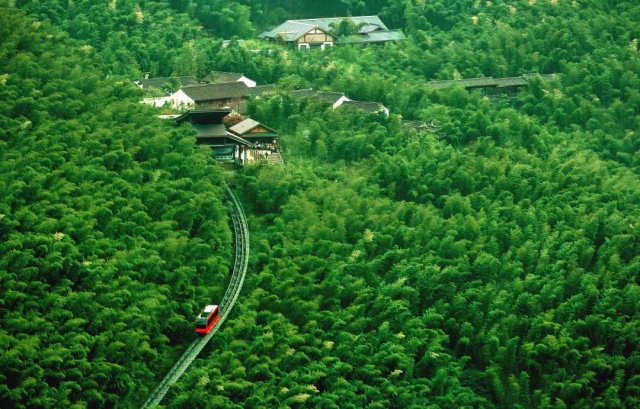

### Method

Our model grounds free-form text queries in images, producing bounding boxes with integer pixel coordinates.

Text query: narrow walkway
[266,151,285,166]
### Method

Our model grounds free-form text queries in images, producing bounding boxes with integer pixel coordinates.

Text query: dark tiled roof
[181,82,251,102]
[290,88,317,98]
[428,77,496,89]
[192,123,228,138]
[175,109,231,125]
[289,89,349,105]
[495,77,528,87]
[338,29,406,44]
[428,73,561,91]
[459,77,497,88]
[260,16,388,42]
[250,84,277,96]
[315,91,346,105]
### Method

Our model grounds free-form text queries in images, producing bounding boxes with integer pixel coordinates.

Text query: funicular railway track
[141,188,249,408]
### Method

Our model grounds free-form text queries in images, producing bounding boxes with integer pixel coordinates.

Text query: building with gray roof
[338,30,407,45]
[426,73,561,100]
[259,16,404,50]
[171,82,251,112]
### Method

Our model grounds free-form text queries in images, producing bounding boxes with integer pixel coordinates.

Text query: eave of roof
[175,109,232,125]
[229,118,278,136]
[495,77,528,87]
[181,82,251,101]
[338,29,406,44]
[261,16,388,42]
[192,123,228,138]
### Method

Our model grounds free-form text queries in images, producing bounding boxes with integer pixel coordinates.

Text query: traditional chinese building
[175,110,283,166]
[171,82,252,112]
[259,16,405,50]
[427,73,561,100]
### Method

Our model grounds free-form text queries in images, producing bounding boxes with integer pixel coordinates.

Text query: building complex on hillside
[259,16,405,50]
[175,109,283,166]
[427,73,561,99]
[140,71,257,112]
[290,88,390,116]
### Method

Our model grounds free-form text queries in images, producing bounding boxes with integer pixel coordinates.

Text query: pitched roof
[428,73,561,91]
[495,76,528,87]
[290,88,316,98]
[250,84,277,96]
[338,29,406,44]
[175,109,232,125]
[229,118,260,135]
[289,89,349,105]
[458,77,498,88]
[192,123,228,138]
[225,132,256,147]
[427,77,497,89]
[260,16,388,42]
[202,71,246,83]
[181,82,251,102]
[229,118,278,137]
[137,76,198,91]
[315,91,346,105]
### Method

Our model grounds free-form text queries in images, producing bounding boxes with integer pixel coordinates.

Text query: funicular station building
[175,109,282,166]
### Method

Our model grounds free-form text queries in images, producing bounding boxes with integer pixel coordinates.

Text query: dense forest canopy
[2,0,639,408]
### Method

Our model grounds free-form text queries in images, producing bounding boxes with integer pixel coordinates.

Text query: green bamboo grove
[1,1,639,408]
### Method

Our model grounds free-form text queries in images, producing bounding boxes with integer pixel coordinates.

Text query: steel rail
[141,188,249,408]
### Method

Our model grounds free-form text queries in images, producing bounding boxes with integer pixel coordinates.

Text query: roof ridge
[291,15,381,22]
[183,81,246,88]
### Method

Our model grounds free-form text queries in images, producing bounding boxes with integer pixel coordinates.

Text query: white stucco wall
[141,96,173,107]
[332,95,353,109]
[238,76,257,88]
[169,89,195,108]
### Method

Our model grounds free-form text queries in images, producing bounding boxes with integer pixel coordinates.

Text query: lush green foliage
[4,0,640,408]
[0,9,231,408]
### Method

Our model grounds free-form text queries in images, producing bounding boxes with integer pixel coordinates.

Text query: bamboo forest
[1,0,639,408]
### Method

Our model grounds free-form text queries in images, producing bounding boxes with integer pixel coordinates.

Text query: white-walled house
[166,88,198,108]
[145,82,252,111]
[141,96,174,108]
[259,16,405,50]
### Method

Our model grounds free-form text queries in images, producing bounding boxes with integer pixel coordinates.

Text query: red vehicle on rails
[195,305,220,334]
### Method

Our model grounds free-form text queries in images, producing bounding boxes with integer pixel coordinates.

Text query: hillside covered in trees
[2,1,640,408]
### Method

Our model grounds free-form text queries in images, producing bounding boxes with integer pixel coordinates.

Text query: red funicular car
[195,305,220,334]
